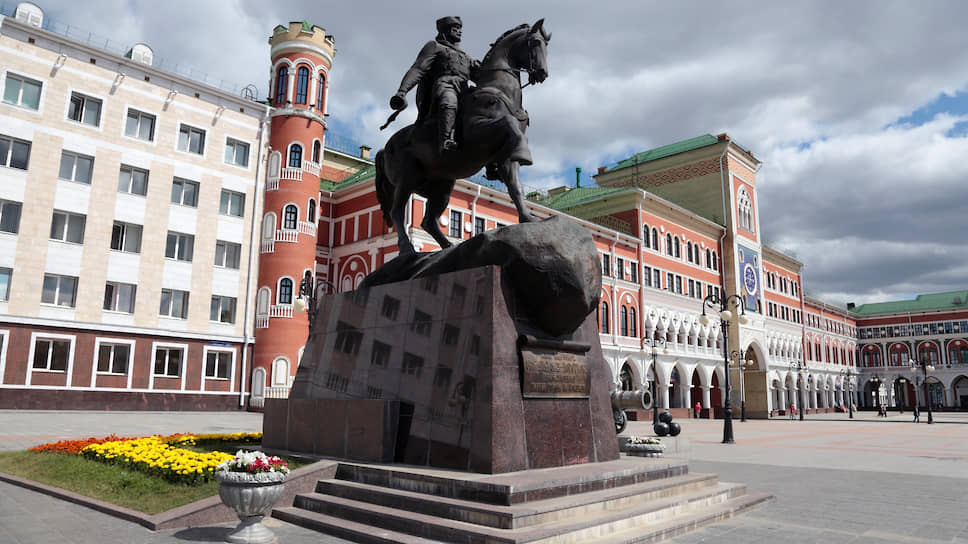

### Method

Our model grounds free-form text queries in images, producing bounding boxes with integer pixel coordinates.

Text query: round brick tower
[252,21,334,406]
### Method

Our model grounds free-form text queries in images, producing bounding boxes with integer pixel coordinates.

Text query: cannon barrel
[610,389,653,411]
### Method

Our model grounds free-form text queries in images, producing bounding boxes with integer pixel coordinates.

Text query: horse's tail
[374,149,393,225]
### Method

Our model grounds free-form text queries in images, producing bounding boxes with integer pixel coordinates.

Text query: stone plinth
[263,265,619,473]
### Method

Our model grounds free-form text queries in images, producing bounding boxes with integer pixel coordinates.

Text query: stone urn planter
[625,442,665,458]
[215,470,288,544]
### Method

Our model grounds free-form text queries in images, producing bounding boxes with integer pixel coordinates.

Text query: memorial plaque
[519,335,591,398]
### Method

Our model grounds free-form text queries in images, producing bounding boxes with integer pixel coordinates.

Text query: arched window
[651,228,658,250]
[737,187,753,231]
[712,251,718,271]
[256,287,270,314]
[687,242,693,263]
[295,67,310,104]
[674,237,681,258]
[316,73,326,111]
[278,278,293,304]
[261,213,275,241]
[666,233,673,255]
[642,224,650,248]
[601,301,609,334]
[283,204,298,229]
[620,306,628,336]
[274,66,288,105]
[288,144,302,168]
[307,199,316,222]
[706,249,712,268]
[629,307,637,337]
[312,140,321,163]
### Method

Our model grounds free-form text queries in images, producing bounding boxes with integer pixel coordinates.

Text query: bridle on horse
[477,35,545,89]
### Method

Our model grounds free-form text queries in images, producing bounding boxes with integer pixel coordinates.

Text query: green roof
[320,164,374,192]
[605,134,720,173]
[851,290,968,316]
[535,186,636,210]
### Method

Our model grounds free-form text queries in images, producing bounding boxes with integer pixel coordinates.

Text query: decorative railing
[298,221,317,237]
[265,178,279,191]
[280,167,301,181]
[303,160,321,176]
[268,304,293,319]
[260,238,274,254]
[275,229,298,243]
[255,315,269,329]
[266,385,290,399]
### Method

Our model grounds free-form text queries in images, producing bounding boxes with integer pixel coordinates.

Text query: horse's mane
[481,23,530,65]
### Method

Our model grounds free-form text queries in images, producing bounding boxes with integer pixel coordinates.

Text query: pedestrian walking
[789,405,796,420]
[913,405,920,423]
[694,401,701,419]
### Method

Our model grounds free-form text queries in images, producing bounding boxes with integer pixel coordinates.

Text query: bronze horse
[375,20,551,255]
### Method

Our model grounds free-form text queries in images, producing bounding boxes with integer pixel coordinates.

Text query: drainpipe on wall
[239,103,272,408]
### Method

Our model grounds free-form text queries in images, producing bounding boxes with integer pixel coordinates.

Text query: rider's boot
[439,107,457,153]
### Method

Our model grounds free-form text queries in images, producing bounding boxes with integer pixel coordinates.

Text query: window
[103,281,136,313]
[371,341,391,367]
[737,187,753,231]
[165,232,194,261]
[653,269,661,288]
[401,352,424,377]
[288,144,302,168]
[97,343,130,374]
[3,73,41,109]
[0,267,10,301]
[433,365,452,388]
[412,310,432,336]
[42,274,77,307]
[616,258,625,280]
[315,73,325,110]
[278,278,293,304]
[210,295,236,323]
[381,296,400,320]
[110,222,142,253]
[602,254,611,277]
[307,200,316,222]
[219,190,245,217]
[630,264,637,283]
[0,134,30,169]
[474,217,485,236]
[118,165,148,195]
[666,234,673,255]
[620,306,628,336]
[274,66,288,105]
[643,266,652,287]
[154,347,183,376]
[224,138,249,167]
[443,324,460,346]
[178,124,206,155]
[0,200,21,233]
[311,140,321,163]
[642,224,650,248]
[215,240,241,269]
[32,338,70,371]
[67,92,101,126]
[629,307,637,337]
[667,272,674,292]
[170,178,199,207]
[159,289,189,318]
[283,205,298,229]
[600,301,609,333]
[449,210,461,238]
[675,275,682,294]
[674,237,681,258]
[58,151,93,183]
[125,109,155,141]
[49,211,86,243]
[205,351,231,379]
[295,66,310,104]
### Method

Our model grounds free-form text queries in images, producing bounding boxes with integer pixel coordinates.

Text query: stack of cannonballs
[653,411,681,437]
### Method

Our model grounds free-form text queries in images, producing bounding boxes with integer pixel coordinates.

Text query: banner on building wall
[737,244,760,313]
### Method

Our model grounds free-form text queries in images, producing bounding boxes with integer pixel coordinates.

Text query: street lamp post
[700,292,748,444]
[641,336,667,426]
[294,275,335,332]
[841,368,855,419]
[910,358,935,424]
[729,350,754,422]
[789,361,807,421]
[870,374,882,414]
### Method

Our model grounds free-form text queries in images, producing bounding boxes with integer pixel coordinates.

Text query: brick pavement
[0,410,967,543]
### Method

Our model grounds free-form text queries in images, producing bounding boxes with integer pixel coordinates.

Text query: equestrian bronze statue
[377,18,551,255]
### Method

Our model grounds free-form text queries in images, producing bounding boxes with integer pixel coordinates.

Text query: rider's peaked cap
[436,16,462,32]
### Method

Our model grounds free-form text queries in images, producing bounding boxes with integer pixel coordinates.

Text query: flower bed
[82,436,234,486]
[625,436,665,457]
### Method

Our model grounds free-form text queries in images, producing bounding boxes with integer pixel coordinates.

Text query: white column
[779,388,788,410]
[702,385,711,408]
[660,382,670,409]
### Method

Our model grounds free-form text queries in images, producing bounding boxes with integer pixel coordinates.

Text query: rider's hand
[390,92,407,111]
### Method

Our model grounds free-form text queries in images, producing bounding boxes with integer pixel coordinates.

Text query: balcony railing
[266,178,279,191]
[303,160,321,176]
[298,221,316,237]
[268,304,293,319]
[260,238,274,254]
[255,315,269,329]
[275,229,298,243]
[280,167,301,181]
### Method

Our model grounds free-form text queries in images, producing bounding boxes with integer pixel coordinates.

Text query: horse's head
[524,19,551,85]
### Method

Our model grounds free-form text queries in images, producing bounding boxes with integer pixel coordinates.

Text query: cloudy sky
[29,0,968,308]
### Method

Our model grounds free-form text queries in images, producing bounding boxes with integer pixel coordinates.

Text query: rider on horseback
[389,16,480,154]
